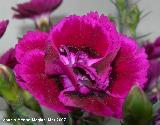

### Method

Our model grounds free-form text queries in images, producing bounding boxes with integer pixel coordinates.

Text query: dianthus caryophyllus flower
[144,37,160,125]
[0,20,15,69]
[14,12,149,118]
[144,38,160,87]
[144,38,160,102]
[0,20,9,38]
[0,48,17,69]
[12,0,62,19]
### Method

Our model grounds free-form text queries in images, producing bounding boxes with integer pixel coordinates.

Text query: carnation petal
[15,49,70,112]
[15,31,48,62]
[147,60,160,87]
[12,0,63,19]
[110,35,149,96]
[0,48,17,68]
[0,20,9,38]
[59,91,123,118]
[51,13,119,57]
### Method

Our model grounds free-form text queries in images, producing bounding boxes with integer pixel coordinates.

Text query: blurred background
[0,0,160,125]
[1,0,160,54]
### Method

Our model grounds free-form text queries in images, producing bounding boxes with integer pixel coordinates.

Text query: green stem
[110,0,124,32]
[58,113,70,125]
[117,6,124,33]
[118,13,124,33]
[39,108,47,125]
[125,0,129,10]
[59,110,107,125]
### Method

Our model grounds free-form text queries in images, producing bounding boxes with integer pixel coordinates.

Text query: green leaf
[115,0,126,11]
[6,105,37,125]
[136,32,152,40]
[108,15,116,23]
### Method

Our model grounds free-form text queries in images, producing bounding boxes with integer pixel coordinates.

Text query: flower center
[58,45,110,95]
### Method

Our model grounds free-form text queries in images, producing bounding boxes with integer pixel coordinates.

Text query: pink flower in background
[12,0,63,19]
[0,20,9,38]
[144,37,160,125]
[144,38,160,88]
[0,48,17,69]
[0,20,17,69]
[144,37,160,104]
[144,37,160,60]
[144,37,160,87]
[14,12,149,118]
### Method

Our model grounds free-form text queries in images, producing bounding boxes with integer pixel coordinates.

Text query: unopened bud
[35,16,50,32]
[0,64,21,105]
[123,86,153,125]
[0,64,14,83]
[23,91,41,112]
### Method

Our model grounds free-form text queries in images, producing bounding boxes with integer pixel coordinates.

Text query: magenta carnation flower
[0,20,9,38]
[12,0,62,19]
[14,12,149,118]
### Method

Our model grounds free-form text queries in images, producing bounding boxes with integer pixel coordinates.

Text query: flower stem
[6,104,36,125]
[59,110,107,125]
[38,107,47,125]
[112,0,141,38]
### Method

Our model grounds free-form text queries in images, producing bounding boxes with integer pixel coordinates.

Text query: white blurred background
[0,0,160,125]
[1,0,160,54]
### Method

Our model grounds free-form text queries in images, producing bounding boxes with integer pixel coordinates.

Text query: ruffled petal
[155,37,160,46]
[0,48,17,68]
[15,31,48,62]
[51,12,119,57]
[59,91,123,118]
[12,0,62,19]
[15,49,70,112]
[147,60,160,88]
[0,20,9,38]
[110,35,149,97]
